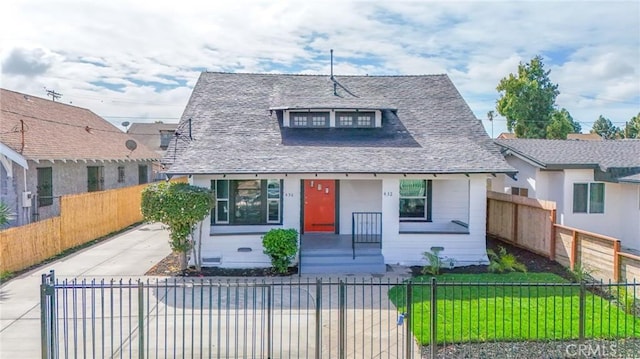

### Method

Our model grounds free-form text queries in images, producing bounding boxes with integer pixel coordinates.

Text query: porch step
[300,252,386,274]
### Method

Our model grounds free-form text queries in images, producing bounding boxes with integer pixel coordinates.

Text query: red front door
[303,180,336,233]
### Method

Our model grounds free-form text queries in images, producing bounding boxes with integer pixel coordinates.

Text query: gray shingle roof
[166,72,514,175]
[495,139,640,171]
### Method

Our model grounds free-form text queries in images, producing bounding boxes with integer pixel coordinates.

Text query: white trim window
[399,179,432,221]
[290,112,330,127]
[212,179,282,225]
[336,111,375,128]
[573,182,604,214]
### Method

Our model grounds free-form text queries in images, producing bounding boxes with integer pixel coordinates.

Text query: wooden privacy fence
[1,183,147,273]
[487,191,640,283]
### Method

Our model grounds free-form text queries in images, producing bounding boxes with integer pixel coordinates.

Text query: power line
[0,109,177,136]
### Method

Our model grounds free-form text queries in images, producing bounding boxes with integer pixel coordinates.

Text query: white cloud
[0,0,637,134]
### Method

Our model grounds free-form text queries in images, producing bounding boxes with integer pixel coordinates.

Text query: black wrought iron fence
[40,271,640,359]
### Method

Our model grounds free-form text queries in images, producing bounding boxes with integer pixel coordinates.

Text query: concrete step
[300,253,386,274]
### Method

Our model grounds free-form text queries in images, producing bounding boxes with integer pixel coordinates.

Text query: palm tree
[0,201,15,227]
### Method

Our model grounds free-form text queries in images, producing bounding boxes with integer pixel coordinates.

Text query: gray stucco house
[493,139,640,251]
[0,88,159,227]
[166,72,515,273]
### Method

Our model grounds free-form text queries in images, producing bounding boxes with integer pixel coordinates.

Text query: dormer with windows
[280,109,383,128]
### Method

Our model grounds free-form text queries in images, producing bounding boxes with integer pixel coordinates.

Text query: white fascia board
[0,142,28,169]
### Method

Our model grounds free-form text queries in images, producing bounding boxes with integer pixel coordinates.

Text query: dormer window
[282,109,382,128]
[336,111,374,128]
[290,112,330,128]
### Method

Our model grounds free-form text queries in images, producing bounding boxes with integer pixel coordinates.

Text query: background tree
[622,112,640,139]
[590,115,621,139]
[496,55,559,138]
[546,108,579,139]
[141,182,214,271]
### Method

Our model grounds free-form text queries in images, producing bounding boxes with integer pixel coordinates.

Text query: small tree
[623,112,640,139]
[591,115,621,139]
[262,228,298,274]
[496,55,559,139]
[141,182,214,271]
[546,108,577,139]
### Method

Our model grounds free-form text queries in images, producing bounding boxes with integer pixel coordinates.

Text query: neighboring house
[0,88,159,227]
[165,72,515,273]
[497,132,516,139]
[127,122,178,180]
[567,133,602,141]
[493,139,640,251]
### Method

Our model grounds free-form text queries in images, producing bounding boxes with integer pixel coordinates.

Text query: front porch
[300,233,386,274]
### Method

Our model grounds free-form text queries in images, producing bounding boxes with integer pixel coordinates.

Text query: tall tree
[591,115,621,139]
[496,55,559,138]
[622,112,640,139]
[546,108,579,139]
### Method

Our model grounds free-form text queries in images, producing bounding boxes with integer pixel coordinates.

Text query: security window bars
[573,182,604,213]
[117,166,125,183]
[37,167,53,207]
[212,179,282,225]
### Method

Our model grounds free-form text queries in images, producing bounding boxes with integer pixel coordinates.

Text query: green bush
[422,247,443,276]
[487,246,527,273]
[262,229,299,274]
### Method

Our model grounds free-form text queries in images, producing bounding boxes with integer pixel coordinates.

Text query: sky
[1,0,638,137]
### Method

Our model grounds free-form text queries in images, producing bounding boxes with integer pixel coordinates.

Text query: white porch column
[381,177,400,258]
[468,175,487,238]
[282,178,301,233]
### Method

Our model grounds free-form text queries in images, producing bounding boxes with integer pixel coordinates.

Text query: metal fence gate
[40,271,415,359]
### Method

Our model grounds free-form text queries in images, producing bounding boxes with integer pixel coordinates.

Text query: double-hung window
[573,182,604,213]
[399,179,432,221]
[212,179,282,225]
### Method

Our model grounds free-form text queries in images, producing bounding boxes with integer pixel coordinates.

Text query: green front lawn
[388,273,640,345]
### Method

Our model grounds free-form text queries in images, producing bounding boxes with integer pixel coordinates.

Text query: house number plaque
[383,191,394,197]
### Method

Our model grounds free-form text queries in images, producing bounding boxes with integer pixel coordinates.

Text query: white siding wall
[619,183,640,251]
[339,180,382,234]
[561,169,622,239]
[432,179,469,223]
[382,175,488,266]
[502,156,539,196]
[192,173,488,268]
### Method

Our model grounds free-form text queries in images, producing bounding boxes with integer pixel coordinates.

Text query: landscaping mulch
[146,235,573,279]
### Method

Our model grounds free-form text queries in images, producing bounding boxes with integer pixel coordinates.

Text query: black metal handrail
[351,212,382,259]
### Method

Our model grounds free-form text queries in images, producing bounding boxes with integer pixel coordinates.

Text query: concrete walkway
[0,222,172,359]
[0,223,420,358]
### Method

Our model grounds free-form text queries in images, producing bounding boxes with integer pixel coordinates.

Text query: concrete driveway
[0,222,172,359]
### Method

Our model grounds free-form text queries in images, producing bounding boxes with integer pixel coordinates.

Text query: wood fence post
[549,209,556,261]
[512,203,519,244]
[613,240,621,282]
[570,230,578,270]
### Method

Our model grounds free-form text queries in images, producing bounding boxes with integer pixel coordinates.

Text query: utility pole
[44,88,62,102]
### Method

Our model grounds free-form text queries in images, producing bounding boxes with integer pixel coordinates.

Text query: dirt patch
[145,252,298,277]
[146,236,572,279]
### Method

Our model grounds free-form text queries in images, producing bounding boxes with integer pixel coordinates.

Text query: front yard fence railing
[40,270,639,359]
[351,211,382,259]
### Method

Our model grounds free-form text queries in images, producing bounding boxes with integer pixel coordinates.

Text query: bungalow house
[127,122,178,180]
[0,88,159,227]
[493,139,640,251]
[165,72,515,273]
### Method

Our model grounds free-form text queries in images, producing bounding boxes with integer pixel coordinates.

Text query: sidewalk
[0,222,172,359]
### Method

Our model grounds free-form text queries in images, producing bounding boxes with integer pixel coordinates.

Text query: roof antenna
[330,49,337,96]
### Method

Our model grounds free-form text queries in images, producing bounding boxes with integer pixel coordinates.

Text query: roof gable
[495,139,640,174]
[166,72,514,175]
[1,89,159,162]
